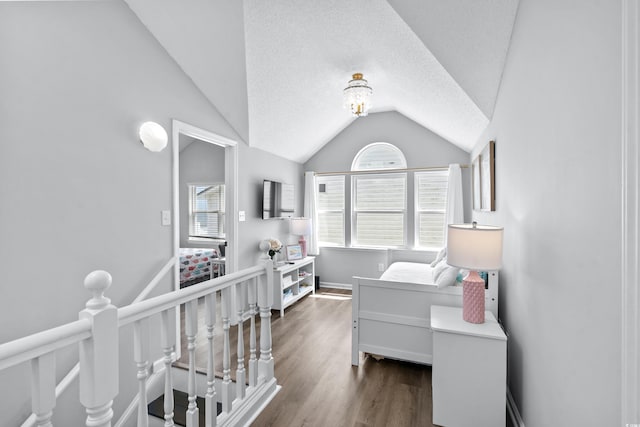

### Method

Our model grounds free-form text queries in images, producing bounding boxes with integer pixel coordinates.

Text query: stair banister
[132,256,178,304]
[3,259,278,427]
[20,256,177,427]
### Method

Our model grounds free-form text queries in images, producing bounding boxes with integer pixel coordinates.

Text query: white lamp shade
[139,121,168,152]
[447,224,503,270]
[290,217,311,236]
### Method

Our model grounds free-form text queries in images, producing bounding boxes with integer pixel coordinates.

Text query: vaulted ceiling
[124,0,519,163]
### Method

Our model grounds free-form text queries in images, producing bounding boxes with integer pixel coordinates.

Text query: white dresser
[431,305,507,427]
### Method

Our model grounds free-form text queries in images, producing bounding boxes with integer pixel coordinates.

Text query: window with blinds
[189,184,225,239]
[317,175,345,246]
[415,171,449,248]
[353,173,407,247]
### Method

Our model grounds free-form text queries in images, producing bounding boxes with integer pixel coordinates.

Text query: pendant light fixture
[343,73,373,117]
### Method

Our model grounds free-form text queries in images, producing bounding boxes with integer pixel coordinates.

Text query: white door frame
[171,119,239,353]
[622,1,639,424]
[172,119,239,279]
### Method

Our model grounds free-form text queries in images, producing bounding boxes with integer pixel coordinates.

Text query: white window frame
[188,182,225,240]
[351,172,407,248]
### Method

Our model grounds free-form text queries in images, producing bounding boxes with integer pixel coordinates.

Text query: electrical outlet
[378,263,385,272]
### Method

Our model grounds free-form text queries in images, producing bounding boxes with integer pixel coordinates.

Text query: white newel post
[258,259,274,382]
[79,270,118,427]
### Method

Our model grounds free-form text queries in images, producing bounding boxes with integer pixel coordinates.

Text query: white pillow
[432,257,448,282]
[436,265,459,288]
[430,247,447,267]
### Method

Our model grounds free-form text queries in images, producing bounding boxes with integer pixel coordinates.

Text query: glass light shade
[447,224,503,270]
[290,217,311,236]
[343,73,373,117]
[139,121,168,152]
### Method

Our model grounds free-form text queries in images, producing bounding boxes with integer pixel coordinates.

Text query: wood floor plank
[177,288,435,427]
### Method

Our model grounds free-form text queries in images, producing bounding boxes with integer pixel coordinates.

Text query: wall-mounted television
[262,179,294,219]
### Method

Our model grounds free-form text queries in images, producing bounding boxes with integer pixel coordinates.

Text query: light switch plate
[161,210,171,226]
[239,211,246,222]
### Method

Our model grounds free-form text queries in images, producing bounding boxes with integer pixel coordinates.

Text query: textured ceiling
[126,0,519,163]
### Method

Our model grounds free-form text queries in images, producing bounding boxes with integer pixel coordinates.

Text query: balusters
[185,300,199,427]
[133,319,150,427]
[248,278,258,387]
[31,352,55,427]
[221,287,233,413]
[161,309,175,427]
[204,292,217,427]
[236,282,246,400]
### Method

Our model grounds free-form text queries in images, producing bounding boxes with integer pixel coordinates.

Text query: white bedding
[379,261,435,285]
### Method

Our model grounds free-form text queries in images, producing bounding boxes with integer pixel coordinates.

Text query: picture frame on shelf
[286,244,303,261]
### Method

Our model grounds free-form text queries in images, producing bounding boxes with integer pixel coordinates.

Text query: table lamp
[447,223,503,323]
[290,217,312,258]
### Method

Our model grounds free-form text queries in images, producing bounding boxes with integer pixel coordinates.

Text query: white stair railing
[0,258,277,427]
[20,256,177,427]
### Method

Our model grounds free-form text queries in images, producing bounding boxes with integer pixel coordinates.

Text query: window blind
[415,171,448,248]
[317,175,345,246]
[353,173,406,247]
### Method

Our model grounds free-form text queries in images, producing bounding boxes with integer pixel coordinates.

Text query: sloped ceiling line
[125,0,519,163]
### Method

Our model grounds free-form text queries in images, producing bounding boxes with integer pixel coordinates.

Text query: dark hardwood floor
[177,288,435,427]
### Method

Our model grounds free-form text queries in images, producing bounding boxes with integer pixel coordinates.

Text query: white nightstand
[431,305,507,427]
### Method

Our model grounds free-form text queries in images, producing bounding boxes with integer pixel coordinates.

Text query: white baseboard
[507,387,525,427]
[319,281,352,290]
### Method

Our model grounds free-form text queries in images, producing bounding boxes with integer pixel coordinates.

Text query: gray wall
[178,136,226,248]
[237,145,304,269]
[304,111,470,286]
[471,1,622,425]
[0,2,242,425]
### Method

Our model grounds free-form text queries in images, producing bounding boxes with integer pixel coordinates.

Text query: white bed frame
[351,270,499,366]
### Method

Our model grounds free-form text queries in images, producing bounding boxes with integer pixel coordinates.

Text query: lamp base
[462,270,485,324]
[298,236,307,258]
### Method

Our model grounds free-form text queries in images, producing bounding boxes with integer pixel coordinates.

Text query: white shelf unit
[272,256,315,316]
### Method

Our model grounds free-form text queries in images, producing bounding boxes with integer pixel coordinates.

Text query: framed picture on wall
[286,244,303,261]
[473,140,496,212]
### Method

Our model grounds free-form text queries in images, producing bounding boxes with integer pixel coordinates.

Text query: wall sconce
[139,121,168,152]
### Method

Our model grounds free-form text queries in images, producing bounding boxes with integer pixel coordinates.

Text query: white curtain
[445,163,464,228]
[304,171,319,255]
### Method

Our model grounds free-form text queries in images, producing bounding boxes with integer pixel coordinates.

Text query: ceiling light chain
[343,73,373,117]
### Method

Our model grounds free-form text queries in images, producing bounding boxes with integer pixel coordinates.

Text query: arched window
[351,142,407,171]
[316,141,448,249]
